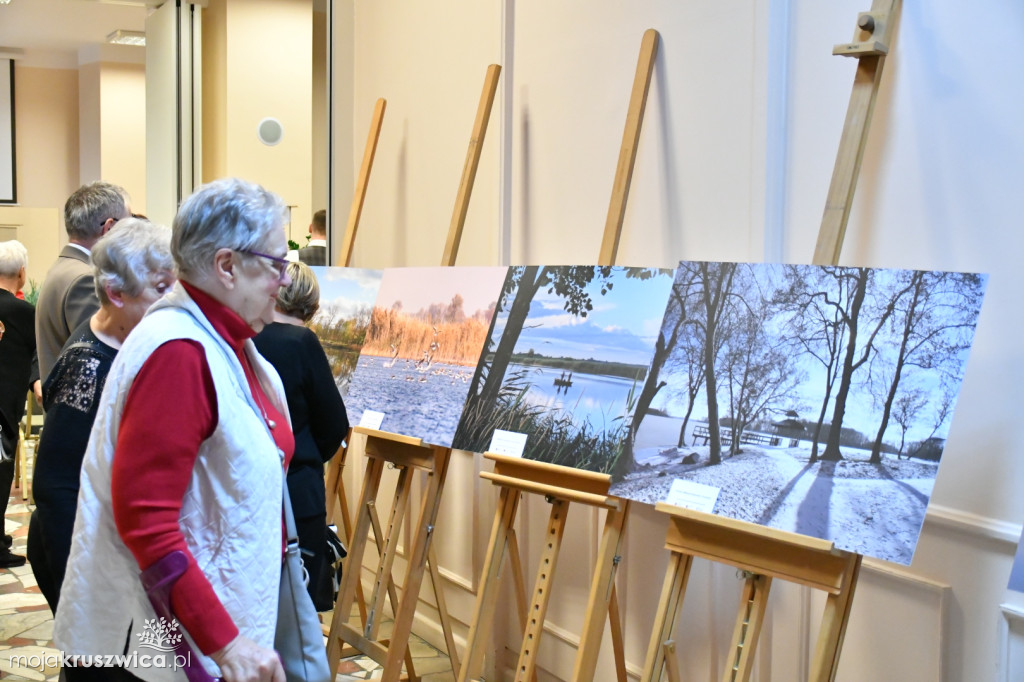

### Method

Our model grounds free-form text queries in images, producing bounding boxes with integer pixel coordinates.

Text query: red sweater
[111,282,295,655]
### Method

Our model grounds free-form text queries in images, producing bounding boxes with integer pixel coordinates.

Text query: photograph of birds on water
[344,266,508,447]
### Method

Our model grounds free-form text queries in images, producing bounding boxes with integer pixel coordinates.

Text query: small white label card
[662,478,720,514]
[358,409,386,430]
[488,429,528,458]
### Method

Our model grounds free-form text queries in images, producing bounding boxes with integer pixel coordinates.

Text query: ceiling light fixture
[106,30,146,47]
[0,1,12,6]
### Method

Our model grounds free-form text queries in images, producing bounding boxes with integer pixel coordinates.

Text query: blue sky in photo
[496,267,675,366]
[311,267,383,322]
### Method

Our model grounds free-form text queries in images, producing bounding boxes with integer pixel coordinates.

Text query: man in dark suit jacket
[35,182,129,379]
[296,208,328,266]
[0,240,41,568]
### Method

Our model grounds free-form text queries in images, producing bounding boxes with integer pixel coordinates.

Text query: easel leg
[506,527,538,682]
[367,468,413,641]
[514,499,571,682]
[328,456,385,678]
[571,501,630,681]
[609,584,627,682]
[722,573,772,682]
[640,552,694,682]
[368,499,420,680]
[428,543,461,678]
[381,448,452,682]
[662,641,682,682]
[809,553,862,682]
[324,444,369,627]
[458,487,521,682]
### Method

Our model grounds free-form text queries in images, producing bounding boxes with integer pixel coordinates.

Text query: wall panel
[340,2,1024,680]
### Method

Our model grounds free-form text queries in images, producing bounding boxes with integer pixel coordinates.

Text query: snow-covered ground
[610,416,938,564]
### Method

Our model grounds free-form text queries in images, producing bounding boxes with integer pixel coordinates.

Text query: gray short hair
[0,240,28,277]
[276,261,320,322]
[172,178,288,281]
[92,218,174,306]
[64,182,130,241]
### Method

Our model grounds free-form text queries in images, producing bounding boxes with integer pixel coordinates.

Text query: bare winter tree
[868,270,985,463]
[818,267,898,461]
[891,388,928,458]
[615,268,699,479]
[672,319,710,448]
[720,279,803,456]
[693,262,740,465]
[775,265,851,463]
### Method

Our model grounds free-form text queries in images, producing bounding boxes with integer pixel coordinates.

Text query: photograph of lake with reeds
[452,265,674,473]
[309,266,384,396]
[344,266,509,446]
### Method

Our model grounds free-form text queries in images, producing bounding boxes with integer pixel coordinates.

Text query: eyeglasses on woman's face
[235,249,290,281]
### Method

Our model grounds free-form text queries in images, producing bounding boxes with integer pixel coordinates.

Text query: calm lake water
[510,363,640,434]
[345,355,476,447]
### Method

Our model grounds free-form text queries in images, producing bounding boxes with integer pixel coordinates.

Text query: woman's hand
[211,635,285,682]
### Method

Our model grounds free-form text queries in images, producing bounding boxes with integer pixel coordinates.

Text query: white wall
[337,1,1024,680]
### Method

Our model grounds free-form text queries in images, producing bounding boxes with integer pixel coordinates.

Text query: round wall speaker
[257,117,284,146]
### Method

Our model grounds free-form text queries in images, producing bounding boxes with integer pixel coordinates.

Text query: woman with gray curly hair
[55,178,298,682]
[255,261,348,612]
[29,218,175,621]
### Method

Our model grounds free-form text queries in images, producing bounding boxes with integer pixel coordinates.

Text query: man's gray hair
[172,177,288,280]
[92,218,173,306]
[64,182,130,241]
[0,240,28,278]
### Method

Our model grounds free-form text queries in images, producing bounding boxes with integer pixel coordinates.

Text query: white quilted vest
[53,284,287,682]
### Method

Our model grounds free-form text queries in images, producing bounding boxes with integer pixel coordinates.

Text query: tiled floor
[1,444,454,681]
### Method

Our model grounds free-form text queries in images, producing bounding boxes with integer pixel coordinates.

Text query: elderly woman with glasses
[28,218,175,620]
[55,179,297,682]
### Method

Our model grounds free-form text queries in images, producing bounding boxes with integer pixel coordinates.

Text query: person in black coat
[254,260,348,610]
[0,240,41,569]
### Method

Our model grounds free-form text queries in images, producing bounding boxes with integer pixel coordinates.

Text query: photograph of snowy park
[452,265,673,472]
[309,266,383,396]
[608,261,987,564]
[344,266,508,447]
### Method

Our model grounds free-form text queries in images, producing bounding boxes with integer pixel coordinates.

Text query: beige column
[202,0,313,244]
[78,45,146,214]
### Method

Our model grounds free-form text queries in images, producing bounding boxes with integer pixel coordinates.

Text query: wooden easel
[641,4,899,681]
[325,64,502,682]
[458,29,659,682]
[322,97,388,631]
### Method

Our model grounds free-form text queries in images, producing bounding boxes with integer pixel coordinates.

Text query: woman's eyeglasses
[236,249,289,280]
